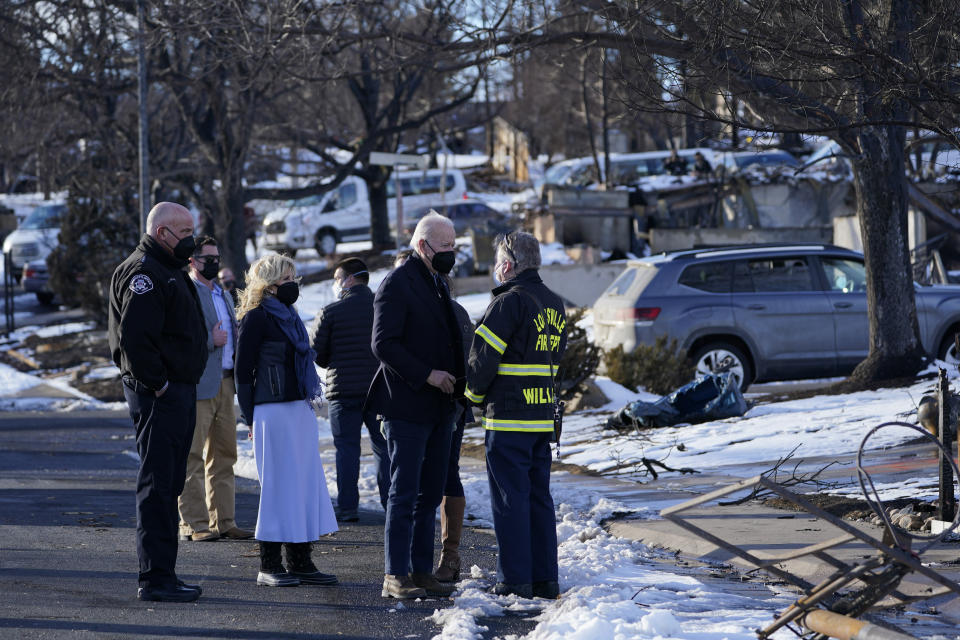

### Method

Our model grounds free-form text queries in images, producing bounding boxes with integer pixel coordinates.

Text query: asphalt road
[0,410,537,639]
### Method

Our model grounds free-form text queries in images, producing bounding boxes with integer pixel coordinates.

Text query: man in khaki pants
[178,236,253,542]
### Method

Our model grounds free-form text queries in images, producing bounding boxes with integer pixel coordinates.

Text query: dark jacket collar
[403,253,448,313]
[342,284,373,300]
[408,253,435,282]
[493,268,542,296]
[139,234,189,270]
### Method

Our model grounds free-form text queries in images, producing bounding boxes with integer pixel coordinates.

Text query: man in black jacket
[311,257,388,522]
[108,202,207,602]
[368,213,462,600]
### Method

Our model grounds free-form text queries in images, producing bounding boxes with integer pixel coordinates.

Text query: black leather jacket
[235,306,304,425]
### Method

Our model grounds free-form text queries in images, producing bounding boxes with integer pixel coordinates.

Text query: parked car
[559,148,716,189]
[261,169,468,256]
[402,199,506,236]
[1,203,64,281]
[593,243,960,390]
[716,150,799,174]
[906,138,960,176]
[21,259,54,305]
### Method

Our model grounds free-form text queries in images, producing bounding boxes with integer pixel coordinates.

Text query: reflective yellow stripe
[464,386,485,403]
[475,324,506,354]
[497,363,552,376]
[482,416,554,432]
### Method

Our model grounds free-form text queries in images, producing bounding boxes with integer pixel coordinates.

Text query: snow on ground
[552,378,933,483]
[0,360,53,395]
[5,320,95,342]
[5,232,958,639]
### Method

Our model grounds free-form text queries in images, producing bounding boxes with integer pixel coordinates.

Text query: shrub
[603,335,695,396]
[48,191,139,326]
[557,308,601,401]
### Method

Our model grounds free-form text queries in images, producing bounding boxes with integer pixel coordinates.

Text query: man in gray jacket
[178,236,253,542]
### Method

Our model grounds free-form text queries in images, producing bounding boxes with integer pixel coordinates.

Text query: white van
[261,168,467,256]
[1,202,65,279]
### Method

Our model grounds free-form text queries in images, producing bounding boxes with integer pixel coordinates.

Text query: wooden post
[393,164,404,250]
[938,368,956,522]
[3,251,14,335]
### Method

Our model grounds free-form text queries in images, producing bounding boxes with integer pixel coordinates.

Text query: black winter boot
[285,542,338,586]
[257,541,299,586]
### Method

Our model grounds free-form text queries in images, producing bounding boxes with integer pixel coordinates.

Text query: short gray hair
[496,231,541,274]
[411,211,454,248]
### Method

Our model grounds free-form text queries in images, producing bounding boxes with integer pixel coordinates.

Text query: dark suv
[593,244,960,390]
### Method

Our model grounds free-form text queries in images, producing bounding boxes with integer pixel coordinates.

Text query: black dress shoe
[177,579,202,595]
[334,508,359,523]
[492,582,533,598]
[532,580,560,599]
[137,584,201,602]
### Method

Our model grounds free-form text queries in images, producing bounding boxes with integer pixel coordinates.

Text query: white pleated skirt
[252,400,338,542]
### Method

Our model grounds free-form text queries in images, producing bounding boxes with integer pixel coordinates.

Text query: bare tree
[144,0,314,273]
[268,0,483,250]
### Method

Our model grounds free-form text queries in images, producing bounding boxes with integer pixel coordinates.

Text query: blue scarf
[261,296,322,399]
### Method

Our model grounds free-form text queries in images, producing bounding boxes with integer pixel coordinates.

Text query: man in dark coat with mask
[367,212,463,600]
[311,257,389,522]
[108,202,207,602]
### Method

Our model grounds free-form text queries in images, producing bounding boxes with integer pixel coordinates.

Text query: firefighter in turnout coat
[465,231,567,600]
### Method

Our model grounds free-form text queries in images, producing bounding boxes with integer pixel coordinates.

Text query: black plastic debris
[607,373,748,430]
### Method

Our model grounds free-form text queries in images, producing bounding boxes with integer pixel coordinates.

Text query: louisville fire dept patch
[129,274,154,294]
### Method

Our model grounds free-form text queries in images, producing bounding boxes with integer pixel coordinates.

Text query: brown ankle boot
[382,574,426,599]
[411,572,455,597]
[434,495,465,582]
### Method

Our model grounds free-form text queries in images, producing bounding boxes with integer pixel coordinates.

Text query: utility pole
[136,0,150,233]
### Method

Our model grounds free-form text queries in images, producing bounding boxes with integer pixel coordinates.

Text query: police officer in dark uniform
[108,202,208,602]
[465,230,567,600]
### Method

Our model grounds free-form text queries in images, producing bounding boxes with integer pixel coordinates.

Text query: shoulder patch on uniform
[129,274,154,294]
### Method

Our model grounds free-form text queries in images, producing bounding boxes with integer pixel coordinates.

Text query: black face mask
[426,241,456,275]
[275,281,299,305]
[221,280,236,292]
[198,260,220,281]
[165,228,196,260]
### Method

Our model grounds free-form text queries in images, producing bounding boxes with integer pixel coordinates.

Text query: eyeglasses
[196,256,220,265]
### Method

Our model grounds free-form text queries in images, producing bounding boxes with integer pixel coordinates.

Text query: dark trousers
[382,414,453,575]
[328,396,390,511]
[485,429,558,585]
[443,409,466,497]
[123,380,197,588]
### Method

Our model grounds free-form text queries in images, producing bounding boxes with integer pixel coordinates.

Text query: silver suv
[593,244,960,390]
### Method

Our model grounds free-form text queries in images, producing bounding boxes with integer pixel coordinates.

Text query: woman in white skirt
[235,254,338,586]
